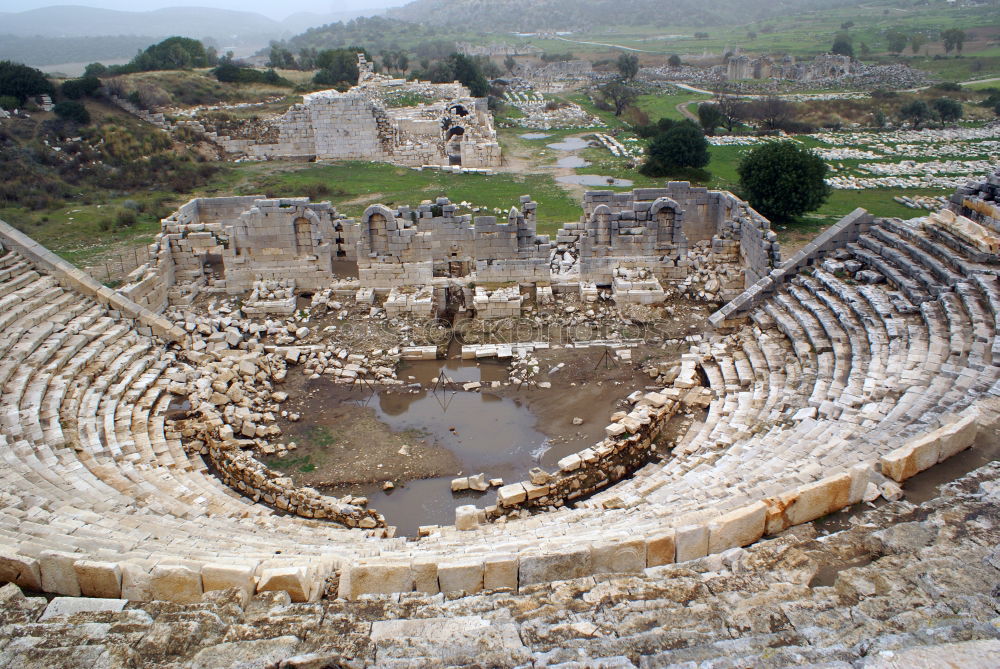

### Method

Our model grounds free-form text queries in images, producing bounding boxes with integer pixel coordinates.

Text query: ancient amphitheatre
[1,48,1000,669]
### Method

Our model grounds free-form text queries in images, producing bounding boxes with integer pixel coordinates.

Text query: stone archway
[361,205,396,256]
[591,204,613,247]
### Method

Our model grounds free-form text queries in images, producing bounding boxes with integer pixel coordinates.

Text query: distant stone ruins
[1,168,1000,666]
[213,58,501,167]
[113,55,502,169]
[726,53,855,81]
[118,181,777,320]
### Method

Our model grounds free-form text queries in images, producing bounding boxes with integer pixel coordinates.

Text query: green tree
[832,33,854,58]
[53,100,90,124]
[0,61,54,104]
[447,53,489,96]
[900,99,931,128]
[667,54,681,68]
[598,79,638,116]
[942,29,966,55]
[932,97,962,124]
[617,52,639,80]
[640,120,709,176]
[885,28,909,55]
[697,103,725,135]
[737,142,830,222]
[131,36,209,71]
[504,55,516,74]
[910,33,927,55]
[83,62,107,77]
[314,49,360,88]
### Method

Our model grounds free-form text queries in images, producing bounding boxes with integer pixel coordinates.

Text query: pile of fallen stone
[679,239,744,303]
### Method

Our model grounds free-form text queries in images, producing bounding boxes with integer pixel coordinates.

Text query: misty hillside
[387,0,868,30]
[0,5,280,40]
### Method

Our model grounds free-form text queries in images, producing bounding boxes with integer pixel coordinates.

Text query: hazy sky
[2,1,399,20]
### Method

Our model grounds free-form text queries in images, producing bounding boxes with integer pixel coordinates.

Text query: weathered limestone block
[338,562,413,599]
[202,563,256,598]
[438,560,484,595]
[411,560,439,594]
[73,560,122,599]
[39,551,80,597]
[707,501,767,553]
[483,555,518,591]
[765,472,853,535]
[257,566,312,602]
[590,539,646,574]
[151,564,203,604]
[0,549,41,591]
[120,562,154,601]
[646,530,676,567]
[675,523,709,563]
[518,547,592,587]
[497,483,527,506]
[880,414,979,482]
[39,597,126,621]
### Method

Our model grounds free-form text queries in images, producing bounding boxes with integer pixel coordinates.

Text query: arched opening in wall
[656,207,676,248]
[446,126,465,166]
[448,104,470,117]
[334,222,346,257]
[294,216,313,254]
[593,206,612,247]
[368,213,389,256]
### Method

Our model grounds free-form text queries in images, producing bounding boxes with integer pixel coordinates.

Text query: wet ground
[547,137,590,151]
[557,174,635,187]
[273,344,667,536]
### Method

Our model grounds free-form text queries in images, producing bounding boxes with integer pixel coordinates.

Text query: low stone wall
[709,207,872,327]
[204,434,385,529]
[0,218,187,343]
[490,390,681,515]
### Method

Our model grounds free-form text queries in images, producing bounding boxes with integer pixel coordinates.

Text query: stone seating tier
[0,207,998,602]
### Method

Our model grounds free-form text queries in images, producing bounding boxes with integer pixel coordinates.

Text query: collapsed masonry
[726,53,854,82]
[119,182,780,321]
[213,55,501,168]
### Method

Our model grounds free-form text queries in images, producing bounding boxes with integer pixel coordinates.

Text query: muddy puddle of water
[557,175,634,187]
[547,137,590,151]
[552,156,592,169]
[274,349,638,536]
[519,133,551,140]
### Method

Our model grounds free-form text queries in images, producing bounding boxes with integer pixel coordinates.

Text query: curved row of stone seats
[2,207,1000,604]
[0,248,414,600]
[352,215,1000,595]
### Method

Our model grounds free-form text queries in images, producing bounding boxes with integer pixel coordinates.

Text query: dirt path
[498,131,594,201]
[675,100,699,122]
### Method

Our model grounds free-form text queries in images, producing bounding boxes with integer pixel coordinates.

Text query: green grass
[636,90,712,123]
[263,454,316,473]
[1,192,178,266]
[229,161,583,236]
[303,425,337,448]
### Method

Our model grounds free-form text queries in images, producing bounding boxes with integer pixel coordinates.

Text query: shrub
[53,100,90,124]
[60,76,101,100]
[0,95,18,111]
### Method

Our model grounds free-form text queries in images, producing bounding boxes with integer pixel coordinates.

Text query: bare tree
[599,80,638,117]
[713,89,745,132]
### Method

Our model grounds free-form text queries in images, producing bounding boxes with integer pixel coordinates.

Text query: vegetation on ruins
[737,141,830,223]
